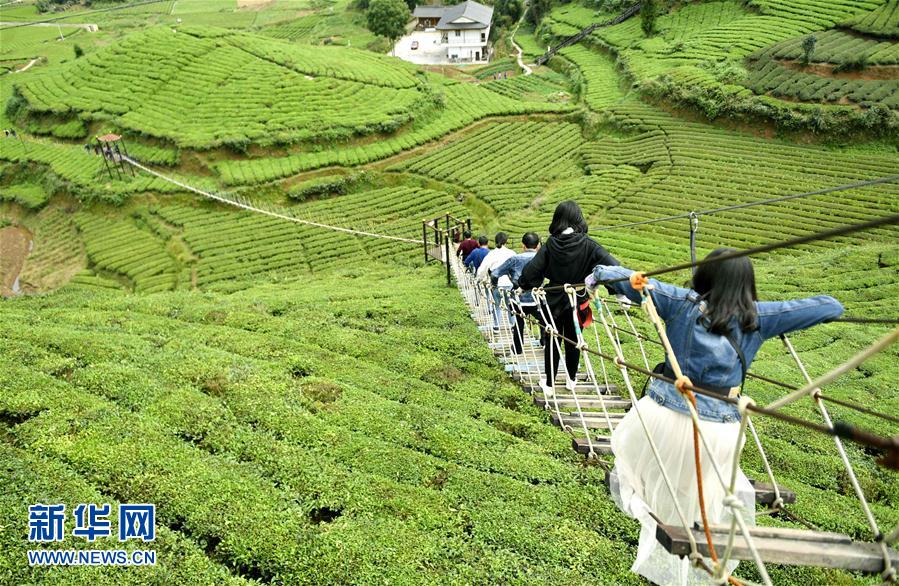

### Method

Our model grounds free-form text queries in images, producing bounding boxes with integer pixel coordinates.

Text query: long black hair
[691,248,758,334]
[549,200,588,236]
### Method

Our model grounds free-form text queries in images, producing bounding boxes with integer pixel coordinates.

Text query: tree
[641,0,657,36]
[526,0,552,25]
[801,35,817,65]
[367,0,410,52]
[496,0,523,25]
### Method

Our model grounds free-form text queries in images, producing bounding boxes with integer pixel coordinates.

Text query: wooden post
[445,214,452,285]
[118,137,136,177]
[444,229,451,287]
[97,138,114,180]
[422,222,429,264]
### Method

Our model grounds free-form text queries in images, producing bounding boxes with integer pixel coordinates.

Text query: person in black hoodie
[519,201,619,394]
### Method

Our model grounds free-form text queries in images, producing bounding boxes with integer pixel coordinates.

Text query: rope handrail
[779,334,896,577]
[592,174,899,232]
[592,305,899,425]
[123,156,421,244]
[503,295,899,465]
[767,329,899,411]
[536,211,899,293]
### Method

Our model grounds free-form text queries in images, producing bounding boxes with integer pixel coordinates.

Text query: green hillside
[0,0,897,583]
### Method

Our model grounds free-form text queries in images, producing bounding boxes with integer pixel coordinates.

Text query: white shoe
[565,377,578,392]
[540,381,555,398]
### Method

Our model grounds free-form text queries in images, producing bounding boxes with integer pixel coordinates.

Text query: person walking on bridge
[519,201,619,395]
[477,232,516,330]
[463,235,490,273]
[457,230,478,261]
[492,232,542,354]
[587,249,843,586]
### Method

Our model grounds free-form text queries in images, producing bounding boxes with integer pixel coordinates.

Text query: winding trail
[509,3,533,75]
[15,58,39,73]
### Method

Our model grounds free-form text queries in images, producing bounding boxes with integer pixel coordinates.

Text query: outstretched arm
[589,265,691,320]
[757,296,844,339]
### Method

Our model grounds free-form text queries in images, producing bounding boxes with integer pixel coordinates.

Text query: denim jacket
[492,250,538,304]
[593,265,844,422]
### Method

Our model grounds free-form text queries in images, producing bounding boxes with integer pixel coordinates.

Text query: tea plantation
[0,0,897,583]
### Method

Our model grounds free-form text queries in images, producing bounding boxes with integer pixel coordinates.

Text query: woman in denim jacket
[588,248,843,586]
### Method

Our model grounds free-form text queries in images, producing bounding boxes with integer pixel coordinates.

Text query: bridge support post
[445,214,451,287]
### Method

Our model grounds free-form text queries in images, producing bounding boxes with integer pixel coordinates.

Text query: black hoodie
[519,231,618,313]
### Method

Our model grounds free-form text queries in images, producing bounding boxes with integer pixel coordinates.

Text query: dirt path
[237,0,274,9]
[509,2,533,75]
[0,225,32,297]
[15,58,39,73]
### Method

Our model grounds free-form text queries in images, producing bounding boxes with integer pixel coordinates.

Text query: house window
[480,32,485,42]
[454,30,461,37]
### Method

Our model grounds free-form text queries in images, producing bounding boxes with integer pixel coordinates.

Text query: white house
[395,1,493,65]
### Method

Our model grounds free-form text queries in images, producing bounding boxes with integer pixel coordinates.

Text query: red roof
[97,133,121,142]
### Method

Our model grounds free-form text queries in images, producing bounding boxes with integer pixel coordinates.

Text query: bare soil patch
[237,0,274,9]
[779,60,899,81]
[0,225,32,297]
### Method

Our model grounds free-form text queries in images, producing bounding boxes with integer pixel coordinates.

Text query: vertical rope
[593,303,702,559]
[565,286,615,436]
[689,211,699,275]
[780,335,895,580]
[536,289,597,456]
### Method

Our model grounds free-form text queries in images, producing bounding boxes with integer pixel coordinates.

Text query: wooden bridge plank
[534,396,631,410]
[552,412,626,430]
[750,479,797,505]
[572,436,612,455]
[655,517,898,573]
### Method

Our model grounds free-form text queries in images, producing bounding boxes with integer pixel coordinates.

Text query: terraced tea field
[0,0,897,583]
[543,0,899,130]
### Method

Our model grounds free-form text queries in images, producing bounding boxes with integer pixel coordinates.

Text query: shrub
[801,35,816,65]
[287,172,367,202]
[4,88,27,121]
[641,0,657,36]
[833,55,868,73]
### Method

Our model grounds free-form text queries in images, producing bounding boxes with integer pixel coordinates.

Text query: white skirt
[610,396,756,586]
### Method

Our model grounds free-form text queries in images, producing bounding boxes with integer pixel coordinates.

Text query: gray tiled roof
[428,1,493,29]
[412,6,445,18]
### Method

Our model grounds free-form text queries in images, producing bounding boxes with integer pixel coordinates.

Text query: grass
[12,25,425,149]
[0,266,643,585]
[0,0,897,583]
